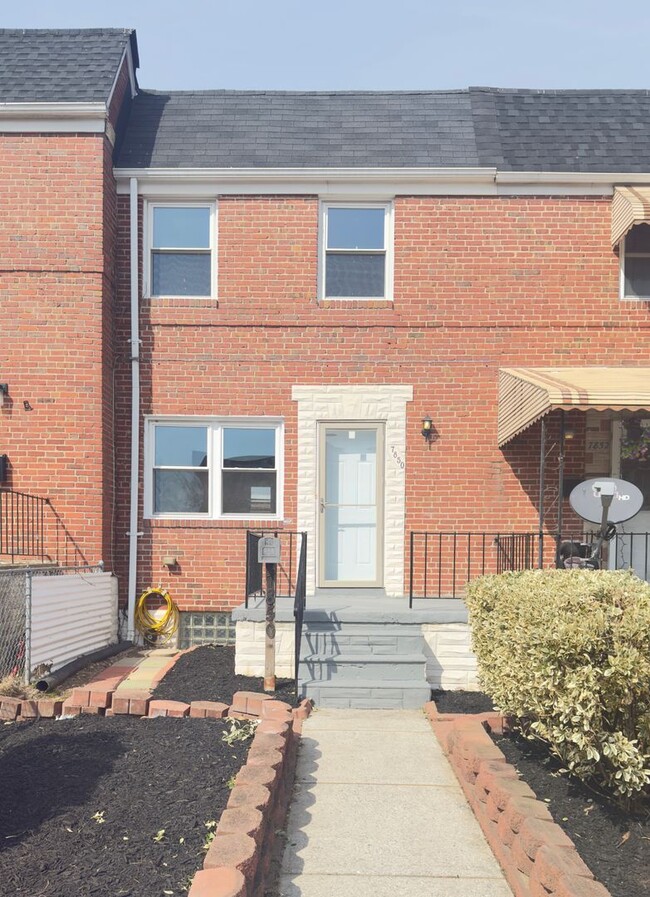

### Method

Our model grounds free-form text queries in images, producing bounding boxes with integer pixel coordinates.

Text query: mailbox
[258,536,281,564]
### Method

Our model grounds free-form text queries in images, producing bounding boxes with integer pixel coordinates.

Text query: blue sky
[4,1,650,91]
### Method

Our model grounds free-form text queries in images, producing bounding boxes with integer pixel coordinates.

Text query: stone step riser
[300,658,426,683]
[299,683,431,710]
[301,634,424,656]
[301,621,426,661]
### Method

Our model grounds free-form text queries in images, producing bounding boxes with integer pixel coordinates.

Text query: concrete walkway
[278,709,512,897]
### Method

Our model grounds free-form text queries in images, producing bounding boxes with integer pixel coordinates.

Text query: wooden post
[264,561,276,693]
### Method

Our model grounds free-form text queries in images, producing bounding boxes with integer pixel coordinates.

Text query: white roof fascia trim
[115,166,497,183]
[0,102,106,119]
[0,118,106,134]
[497,171,650,185]
[498,183,612,196]
[114,166,499,196]
[0,102,107,134]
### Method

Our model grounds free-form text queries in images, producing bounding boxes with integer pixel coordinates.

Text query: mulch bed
[492,727,650,897]
[431,688,496,715]
[152,645,297,705]
[0,715,250,897]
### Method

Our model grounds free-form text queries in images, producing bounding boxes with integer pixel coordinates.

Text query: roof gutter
[113,166,650,197]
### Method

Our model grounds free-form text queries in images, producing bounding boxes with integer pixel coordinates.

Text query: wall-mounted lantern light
[421,415,434,443]
[0,384,8,408]
[564,427,576,441]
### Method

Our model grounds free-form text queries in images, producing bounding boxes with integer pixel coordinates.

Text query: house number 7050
[390,446,405,469]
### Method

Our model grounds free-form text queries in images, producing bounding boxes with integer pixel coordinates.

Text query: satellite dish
[569,478,644,525]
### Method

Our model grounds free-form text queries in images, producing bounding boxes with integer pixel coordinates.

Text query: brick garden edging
[425,703,611,897]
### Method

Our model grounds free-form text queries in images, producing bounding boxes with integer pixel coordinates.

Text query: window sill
[143,295,218,306]
[145,517,287,529]
[317,298,394,309]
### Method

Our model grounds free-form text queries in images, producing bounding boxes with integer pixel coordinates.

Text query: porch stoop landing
[233,592,471,709]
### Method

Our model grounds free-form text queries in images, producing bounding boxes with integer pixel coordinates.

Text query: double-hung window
[147,419,282,519]
[320,202,392,300]
[621,223,650,299]
[147,203,215,297]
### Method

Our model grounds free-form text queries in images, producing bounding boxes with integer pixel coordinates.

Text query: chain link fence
[0,570,28,681]
[0,563,103,684]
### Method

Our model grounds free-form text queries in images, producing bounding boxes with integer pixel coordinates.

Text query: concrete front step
[300,652,426,682]
[299,678,432,709]
[299,618,430,707]
[302,626,425,656]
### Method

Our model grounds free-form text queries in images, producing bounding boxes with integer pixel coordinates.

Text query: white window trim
[143,200,218,300]
[318,200,394,301]
[144,416,284,520]
[619,232,650,301]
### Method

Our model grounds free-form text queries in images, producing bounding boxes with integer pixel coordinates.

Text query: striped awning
[612,186,650,247]
[498,367,650,446]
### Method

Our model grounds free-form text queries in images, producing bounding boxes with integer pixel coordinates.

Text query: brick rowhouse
[110,193,645,610]
[4,29,650,617]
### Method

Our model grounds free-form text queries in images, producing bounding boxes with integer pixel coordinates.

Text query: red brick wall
[0,121,125,566]
[111,193,649,610]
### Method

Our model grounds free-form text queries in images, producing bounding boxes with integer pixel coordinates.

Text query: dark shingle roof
[3,29,648,173]
[118,90,479,168]
[0,29,134,103]
[117,85,650,173]
[473,88,650,172]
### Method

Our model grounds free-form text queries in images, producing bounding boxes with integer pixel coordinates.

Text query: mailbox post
[258,536,281,693]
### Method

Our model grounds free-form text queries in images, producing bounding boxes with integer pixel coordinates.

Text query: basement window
[621,224,650,299]
[146,419,283,519]
[146,203,215,298]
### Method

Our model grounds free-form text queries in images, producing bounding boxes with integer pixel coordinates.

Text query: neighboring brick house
[4,29,650,664]
[0,28,137,570]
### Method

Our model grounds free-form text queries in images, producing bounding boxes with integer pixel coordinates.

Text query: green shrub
[466,569,650,800]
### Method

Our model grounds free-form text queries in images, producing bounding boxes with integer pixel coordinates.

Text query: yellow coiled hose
[134,586,179,644]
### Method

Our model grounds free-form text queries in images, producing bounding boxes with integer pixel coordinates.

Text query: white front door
[318,424,383,587]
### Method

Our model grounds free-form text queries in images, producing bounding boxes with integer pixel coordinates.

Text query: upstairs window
[147,204,214,297]
[320,203,392,300]
[621,223,650,299]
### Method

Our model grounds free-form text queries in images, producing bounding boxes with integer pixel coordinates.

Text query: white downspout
[127,176,140,640]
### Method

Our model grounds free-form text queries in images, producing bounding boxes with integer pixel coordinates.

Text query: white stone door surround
[292,385,413,596]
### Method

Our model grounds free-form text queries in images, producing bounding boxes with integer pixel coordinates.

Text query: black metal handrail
[293,532,307,699]
[408,529,650,604]
[0,489,50,561]
[409,531,544,604]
